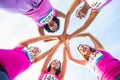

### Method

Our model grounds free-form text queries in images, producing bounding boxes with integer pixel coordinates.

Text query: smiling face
[48,20,58,32]
[78,44,91,56]
[76,3,91,19]
[76,7,86,19]
[29,46,41,58]
[51,60,61,70]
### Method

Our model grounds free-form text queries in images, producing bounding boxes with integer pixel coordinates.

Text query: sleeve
[13,46,24,51]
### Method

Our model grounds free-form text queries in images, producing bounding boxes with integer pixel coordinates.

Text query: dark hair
[44,17,60,33]
[78,44,96,60]
[47,59,61,75]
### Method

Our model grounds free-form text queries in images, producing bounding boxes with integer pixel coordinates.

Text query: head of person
[77,44,96,60]
[27,46,41,59]
[44,17,60,33]
[76,3,91,19]
[47,59,61,75]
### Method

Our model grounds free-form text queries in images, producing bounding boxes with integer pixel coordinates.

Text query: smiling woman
[38,42,67,80]
[0,0,120,80]
[65,33,120,80]
[0,0,65,36]
[0,34,59,80]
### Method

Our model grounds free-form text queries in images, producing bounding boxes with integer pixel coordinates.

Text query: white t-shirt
[84,0,112,10]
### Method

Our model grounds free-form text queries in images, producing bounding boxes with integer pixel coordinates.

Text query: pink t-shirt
[0,46,32,80]
[84,0,112,10]
[0,0,43,14]
[87,50,120,80]
[24,0,57,27]
[0,0,57,27]
[38,71,60,80]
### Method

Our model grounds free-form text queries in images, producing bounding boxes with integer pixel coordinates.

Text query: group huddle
[0,0,120,80]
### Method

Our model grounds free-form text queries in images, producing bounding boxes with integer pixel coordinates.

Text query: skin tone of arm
[40,41,61,73]
[63,0,82,33]
[56,9,66,18]
[33,47,53,63]
[38,27,45,36]
[75,33,104,49]
[65,33,104,65]
[60,47,67,80]
[69,10,100,39]
[38,27,58,42]
[17,35,58,47]
[64,41,87,66]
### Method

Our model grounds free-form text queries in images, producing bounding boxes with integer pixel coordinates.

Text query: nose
[50,24,57,31]
[53,25,57,30]
[53,61,59,65]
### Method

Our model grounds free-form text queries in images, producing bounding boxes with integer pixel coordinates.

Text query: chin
[52,67,57,70]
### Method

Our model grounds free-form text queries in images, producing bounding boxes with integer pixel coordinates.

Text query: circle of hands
[37,26,88,79]
[40,28,84,71]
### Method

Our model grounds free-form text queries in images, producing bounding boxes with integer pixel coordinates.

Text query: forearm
[72,33,104,49]
[72,58,86,66]
[34,41,61,63]
[56,9,65,18]
[72,33,90,38]
[63,14,71,33]
[21,35,58,45]
[65,44,86,65]
[41,41,61,72]
[33,48,52,63]
[38,27,45,35]
[69,10,99,39]
[60,47,67,79]
[63,0,81,33]
[87,33,104,49]
[40,52,53,72]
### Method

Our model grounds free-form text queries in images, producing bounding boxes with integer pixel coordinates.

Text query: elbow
[68,56,73,61]
[20,42,28,47]
[63,14,66,18]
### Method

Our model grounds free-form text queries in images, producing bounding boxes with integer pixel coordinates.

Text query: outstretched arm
[56,9,66,18]
[69,10,100,39]
[63,0,82,33]
[74,33,104,49]
[17,35,58,47]
[38,27,58,42]
[38,27,45,36]
[40,41,61,73]
[60,47,67,80]
[63,0,82,34]
[64,41,87,66]
[33,46,53,63]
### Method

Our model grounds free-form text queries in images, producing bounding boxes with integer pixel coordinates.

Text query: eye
[82,46,89,52]
[83,47,87,51]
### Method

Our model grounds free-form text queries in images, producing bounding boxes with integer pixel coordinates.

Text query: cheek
[57,63,60,68]
[80,50,84,54]
[51,63,55,67]
[33,49,39,53]
[86,50,91,55]
[53,23,58,30]
[78,48,84,53]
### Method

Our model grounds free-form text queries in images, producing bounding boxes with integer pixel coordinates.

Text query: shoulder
[42,70,49,74]
[13,46,24,50]
[55,75,60,80]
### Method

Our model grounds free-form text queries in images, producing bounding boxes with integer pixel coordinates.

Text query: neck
[49,68,56,75]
